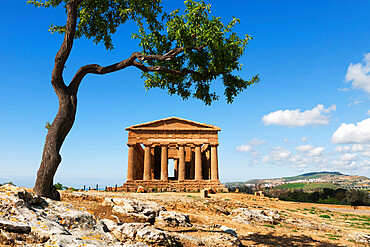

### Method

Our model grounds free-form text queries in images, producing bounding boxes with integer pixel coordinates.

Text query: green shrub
[0,181,15,186]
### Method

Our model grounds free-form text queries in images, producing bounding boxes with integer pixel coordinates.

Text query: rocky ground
[0,184,369,246]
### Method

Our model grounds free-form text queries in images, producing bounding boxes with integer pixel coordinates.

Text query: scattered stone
[232,208,280,225]
[136,186,146,193]
[349,232,370,244]
[220,225,238,237]
[156,211,192,227]
[0,184,120,246]
[207,188,216,194]
[202,232,241,246]
[201,189,210,198]
[104,197,165,224]
[214,205,230,215]
[0,220,31,234]
[112,223,181,246]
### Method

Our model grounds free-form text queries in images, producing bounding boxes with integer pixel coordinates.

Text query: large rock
[349,232,370,244]
[0,184,122,246]
[232,208,280,225]
[202,233,241,246]
[156,211,192,227]
[111,223,181,246]
[105,197,165,223]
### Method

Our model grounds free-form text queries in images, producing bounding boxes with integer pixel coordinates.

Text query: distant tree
[53,182,65,190]
[0,181,15,186]
[346,189,370,207]
[29,0,259,200]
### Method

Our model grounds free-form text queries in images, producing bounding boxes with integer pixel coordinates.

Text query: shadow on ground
[240,232,342,247]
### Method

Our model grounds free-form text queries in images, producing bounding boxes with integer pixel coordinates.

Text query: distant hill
[283,171,346,181]
[225,171,370,190]
[299,171,344,177]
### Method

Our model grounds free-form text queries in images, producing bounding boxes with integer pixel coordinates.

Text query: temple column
[127,144,135,181]
[160,145,168,181]
[195,144,202,180]
[211,144,219,181]
[174,159,178,179]
[178,145,186,181]
[143,144,152,181]
[190,148,195,179]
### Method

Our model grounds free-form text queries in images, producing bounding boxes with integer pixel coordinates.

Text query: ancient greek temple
[122,117,225,192]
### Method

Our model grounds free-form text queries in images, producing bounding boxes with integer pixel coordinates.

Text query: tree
[29,0,259,200]
[346,189,370,207]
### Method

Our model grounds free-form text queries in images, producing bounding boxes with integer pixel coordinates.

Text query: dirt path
[318,206,370,215]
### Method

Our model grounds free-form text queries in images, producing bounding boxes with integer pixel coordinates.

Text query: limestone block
[136,186,146,193]
[201,189,210,198]
[157,211,192,227]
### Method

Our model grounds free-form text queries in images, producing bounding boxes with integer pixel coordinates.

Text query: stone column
[195,145,202,180]
[143,144,152,181]
[127,144,135,181]
[190,148,195,179]
[211,144,219,181]
[160,145,168,181]
[178,145,186,181]
[174,159,178,179]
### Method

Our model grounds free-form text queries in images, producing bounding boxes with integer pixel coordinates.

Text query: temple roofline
[125,116,221,131]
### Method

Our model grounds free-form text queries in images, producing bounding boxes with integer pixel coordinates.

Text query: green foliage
[45,121,51,130]
[273,182,339,191]
[319,215,331,219]
[135,0,259,104]
[318,197,340,205]
[346,189,370,206]
[28,0,163,50]
[54,182,67,190]
[0,181,15,186]
[28,0,258,105]
[67,187,78,191]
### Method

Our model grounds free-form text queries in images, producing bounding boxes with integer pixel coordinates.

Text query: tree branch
[68,45,207,95]
[132,61,207,80]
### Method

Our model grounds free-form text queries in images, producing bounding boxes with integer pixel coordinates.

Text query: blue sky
[1,0,370,188]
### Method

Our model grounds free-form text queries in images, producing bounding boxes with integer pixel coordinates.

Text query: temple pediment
[126,117,221,131]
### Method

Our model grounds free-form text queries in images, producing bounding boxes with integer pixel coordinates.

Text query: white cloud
[295,145,314,152]
[273,146,284,150]
[290,163,308,168]
[308,147,325,157]
[334,145,351,153]
[249,138,266,146]
[283,138,289,143]
[362,151,370,157]
[263,148,292,163]
[295,144,325,157]
[367,110,370,115]
[348,100,363,107]
[301,137,307,142]
[338,88,350,92]
[332,118,370,143]
[352,144,365,152]
[262,104,336,127]
[345,53,370,92]
[340,153,358,161]
[236,144,252,152]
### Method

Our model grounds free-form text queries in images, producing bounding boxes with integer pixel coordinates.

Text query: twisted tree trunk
[34,92,77,200]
